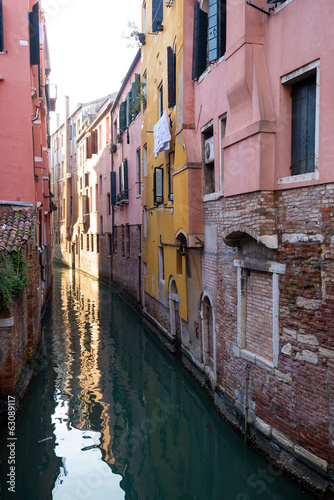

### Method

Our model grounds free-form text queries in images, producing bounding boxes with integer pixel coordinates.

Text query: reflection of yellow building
[141,0,203,356]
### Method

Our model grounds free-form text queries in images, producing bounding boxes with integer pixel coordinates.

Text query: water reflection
[0,264,314,500]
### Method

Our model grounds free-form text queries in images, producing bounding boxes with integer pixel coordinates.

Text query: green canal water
[0,264,315,500]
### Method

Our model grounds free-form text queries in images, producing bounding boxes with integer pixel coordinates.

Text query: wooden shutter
[119,164,123,193]
[208,0,218,62]
[119,101,127,133]
[152,0,163,32]
[124,159,129,198]
[29,2,40,66]
[291,75,316,176]
[167,46,176,108]
[192,1,208,80]
[133,73,141,117]
[92,130,98,154]
[219,0,226,58]
[131,82,136,117]
[110,172,116,206]
[86,137,91,159]
[0,0,4,53]
[127,91,132,126]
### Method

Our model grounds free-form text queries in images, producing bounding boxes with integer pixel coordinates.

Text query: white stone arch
[200,290,216,385]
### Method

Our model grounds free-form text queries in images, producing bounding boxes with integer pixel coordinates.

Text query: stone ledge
[295,445,328,473]
[272,428,294,451]
[0,317,14,328]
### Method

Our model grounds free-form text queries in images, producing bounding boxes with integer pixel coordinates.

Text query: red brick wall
[201,184,334,474]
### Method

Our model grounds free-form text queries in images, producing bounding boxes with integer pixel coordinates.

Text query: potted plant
[109,143,117,154]
[116,134,123,144]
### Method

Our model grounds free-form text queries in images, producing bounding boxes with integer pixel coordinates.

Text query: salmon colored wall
[0,0,35,204]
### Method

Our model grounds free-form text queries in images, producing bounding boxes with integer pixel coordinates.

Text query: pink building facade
[110,50,142,303]
[178,0,334,492]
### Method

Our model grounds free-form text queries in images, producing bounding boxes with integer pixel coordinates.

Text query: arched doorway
[201,293,216,384]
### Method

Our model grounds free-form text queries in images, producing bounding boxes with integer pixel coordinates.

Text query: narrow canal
[0,264,314,500]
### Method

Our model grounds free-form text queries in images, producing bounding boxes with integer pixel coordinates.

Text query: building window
[143,144,147,177]
[108,233,112,255]
[106,116,110,143]
[202,295,214,369]
[158,83,163,118]
[144,207,147,239]
[137,149,141,195]
[0,1,4,52]
[168,152,174,202]
[100,216,103,234]
[143,1,147,33]
[167,46,176,108]
[107,193,111,216]
[143,72,147,110]
[202,121,215,195]
[91,234,94,252]
[234,259,286,369]
[152,0,163,32]
[95,183,98,211]
[98,125,102,150]
[153,166,164,205]
[96,234,100,254]
[158,247,165,283]
[81,234,83,250]
[119,160,129,200]
[143,262,147,277]
[87,234,90,251]
[280,60,319,181]
[219,114,226,193]
[192,0,226,80]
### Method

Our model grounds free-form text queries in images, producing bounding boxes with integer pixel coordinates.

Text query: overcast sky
[44,0,141,130]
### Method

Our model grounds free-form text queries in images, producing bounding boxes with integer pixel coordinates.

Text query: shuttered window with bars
[192,1,207,80]
[29,2,40,66]
[153,166,164,205]
[119,160,129,200]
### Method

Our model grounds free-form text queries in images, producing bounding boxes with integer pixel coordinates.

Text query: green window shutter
[134,73,141,116]
[192,0,208,80]
[219,0,226,58]
[167,46,176,108]
[127,91,132,126]
[119,164,122,193]
[29,2,40,66]
[124,159,129,198]
[110,172,116,206]
[0,0,4,53]
[119,101,127,133]
[152,0,163,32]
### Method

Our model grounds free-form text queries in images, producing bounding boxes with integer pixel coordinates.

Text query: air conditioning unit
[204,137,214,164]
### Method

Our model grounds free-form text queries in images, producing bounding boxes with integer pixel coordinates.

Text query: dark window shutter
[152,0,163,32]
[92,130,98,154]
[119,164,122,193]
[131,82,136,117]
[192,1,208,80]
[110,172,116,206]
[29,2,40,66]
[127,91,132,126]
[291,75,316,176]
[133,73,141,116]
[119,101,127,133]
[124,159,129,198]
[0,0,4,53]
[167,46,176,108]
[86,136,91,159]
[219,0,226,58]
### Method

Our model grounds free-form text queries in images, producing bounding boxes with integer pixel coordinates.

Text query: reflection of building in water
[52,268,116,465]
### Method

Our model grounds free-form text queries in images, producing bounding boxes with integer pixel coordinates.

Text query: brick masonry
[200,184,334,488]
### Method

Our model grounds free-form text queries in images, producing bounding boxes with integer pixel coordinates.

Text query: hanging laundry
[154,110,171,159]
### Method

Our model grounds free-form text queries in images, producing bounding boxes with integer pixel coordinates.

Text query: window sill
[203,191,224,202]
[278,170,319,185]
[233,346,275,373]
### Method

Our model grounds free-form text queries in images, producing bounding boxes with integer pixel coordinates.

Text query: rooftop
[0,208,36,253]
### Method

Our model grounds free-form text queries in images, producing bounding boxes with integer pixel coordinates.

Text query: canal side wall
[199,183,334,495]
[0,245,43,427]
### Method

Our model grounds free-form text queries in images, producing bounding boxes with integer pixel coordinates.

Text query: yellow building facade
[141,0,204,357]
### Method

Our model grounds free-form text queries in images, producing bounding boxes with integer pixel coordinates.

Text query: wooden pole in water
[244,364,250,445]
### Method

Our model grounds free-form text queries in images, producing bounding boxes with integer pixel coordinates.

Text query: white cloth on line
[154,110,171,159]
